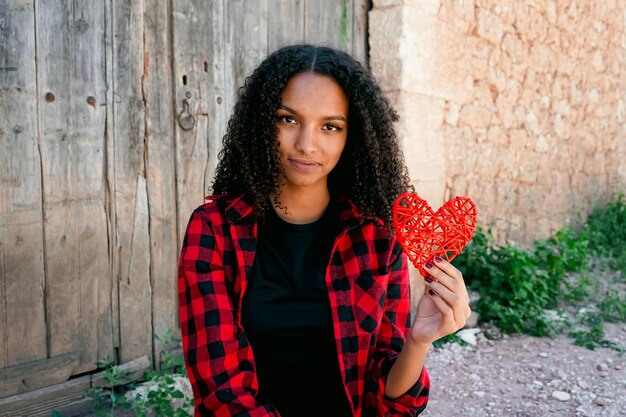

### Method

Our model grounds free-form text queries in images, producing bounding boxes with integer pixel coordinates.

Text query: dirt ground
[422,324,626,417]
[79,329,625,417]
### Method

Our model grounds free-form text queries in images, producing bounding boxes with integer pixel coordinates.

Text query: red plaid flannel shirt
[178,194,430,417]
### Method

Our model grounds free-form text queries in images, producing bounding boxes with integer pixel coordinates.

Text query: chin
[283,174,326,189]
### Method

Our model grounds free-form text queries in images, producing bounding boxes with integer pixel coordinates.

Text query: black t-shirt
[241,199,353,417]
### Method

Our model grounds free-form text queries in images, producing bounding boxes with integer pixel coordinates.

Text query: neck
[271,183,331,224]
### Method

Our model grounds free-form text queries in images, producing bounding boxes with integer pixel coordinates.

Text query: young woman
[178,44,471,417]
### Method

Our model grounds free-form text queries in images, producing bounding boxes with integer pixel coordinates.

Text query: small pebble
[539,352,549,358]
[597,363,609,372]
[552,391,571,402]
[593,398,607,407]
[469,373,481,382]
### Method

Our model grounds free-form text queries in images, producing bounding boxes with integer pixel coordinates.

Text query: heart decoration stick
[392,192,478,277]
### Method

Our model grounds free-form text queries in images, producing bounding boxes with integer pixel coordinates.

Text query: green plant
[586,193,626,277]
[84,357,133,416]
[454,228,567,336]
[454,198,626,353]
[85,331,193,417]
[599,290,626,322]
[432,332,468,349]
[562,273,600,303]
[567,313,624,354]
[130,331,193,417]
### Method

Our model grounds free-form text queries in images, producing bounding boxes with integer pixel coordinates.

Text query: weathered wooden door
[1,0,113,398]
[0,0,369,411]
[172,0,369,243]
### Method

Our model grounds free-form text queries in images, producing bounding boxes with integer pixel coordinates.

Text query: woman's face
[275,72,349,192]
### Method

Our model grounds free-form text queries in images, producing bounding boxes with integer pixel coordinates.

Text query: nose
[294,126,317,154]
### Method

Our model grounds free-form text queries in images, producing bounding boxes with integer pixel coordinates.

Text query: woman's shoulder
[192,193,254,223]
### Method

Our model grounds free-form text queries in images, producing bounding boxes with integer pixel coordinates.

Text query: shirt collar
[211,193,383,229]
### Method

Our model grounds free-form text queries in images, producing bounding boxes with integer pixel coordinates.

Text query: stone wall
[370,0,626,245]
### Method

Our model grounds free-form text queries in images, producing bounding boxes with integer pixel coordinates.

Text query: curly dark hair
[212,44,413,229]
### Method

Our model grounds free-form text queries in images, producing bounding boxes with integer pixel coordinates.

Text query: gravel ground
[78,322,626,417]
[422,325,626,417]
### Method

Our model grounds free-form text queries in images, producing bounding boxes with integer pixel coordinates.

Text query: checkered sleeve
[178,207,280,417]
[364,240,430,416]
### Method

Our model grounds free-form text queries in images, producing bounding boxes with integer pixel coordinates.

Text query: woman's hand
[410,256,472,346]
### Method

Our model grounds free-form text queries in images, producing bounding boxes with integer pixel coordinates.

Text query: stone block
[410,179,446,209]
[438,0,476,33]
[487,124,508,146]
[459,104,492,129]
[501,33,527,64]
[516,4,549,43]
[534,135,550,153]
[476,8,505,45]
[474,144,499,178]
[517,157,539,185]
[373,0,625,246]
[524,111,541,135]
[391,91,446,184]
[444,102,460,126]
[545,1,557,24]
[553,114,572,139]
[444,127,477,177]
[509,128,528,149]
[495,180,518,211]
[369,7,405,92]
[371,3,475,102]
[495,94,515,128]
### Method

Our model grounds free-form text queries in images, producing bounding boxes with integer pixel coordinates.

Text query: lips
[289,158,321,171]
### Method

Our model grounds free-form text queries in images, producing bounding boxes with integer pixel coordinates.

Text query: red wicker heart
[392,192,477,277]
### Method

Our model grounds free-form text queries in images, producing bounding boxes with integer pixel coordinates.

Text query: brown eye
[323,124,342,131]
[277,115,296,124]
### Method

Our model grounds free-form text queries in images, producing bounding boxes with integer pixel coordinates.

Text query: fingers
[424,257,469,304]
[424,257,472,326]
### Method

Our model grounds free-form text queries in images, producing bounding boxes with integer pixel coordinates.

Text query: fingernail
[424,261,434,269]
[429,289,436,296]
[434,256,443,263]
[425,277,433,283]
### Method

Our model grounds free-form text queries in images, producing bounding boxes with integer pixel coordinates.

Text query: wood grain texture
[118,175,152,362]
[142,0,179,366]
[36,0,112,373]
[352,0,370,65]
[0,0,371,392]
[304,0,353,51]
[0,0,47,368]
[224,0,269,107]
[0,355,149,416]
[0,352,79,399]
[173,0,220,249]
[110,0,153,364]
[268,0,305,51]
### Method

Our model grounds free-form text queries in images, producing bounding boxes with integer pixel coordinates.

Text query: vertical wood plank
[204,0,228,201]
[268,0,305,52]
[142,0,179,365]
[118,176,152,361]
[36,0,112,373]
[173,0,224,249]
[103,0,119,357]
[0,0,47,368]
[304,0,353,52]
[352,0,370,65]
[110,0,153,364]
[224,0,269,108]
